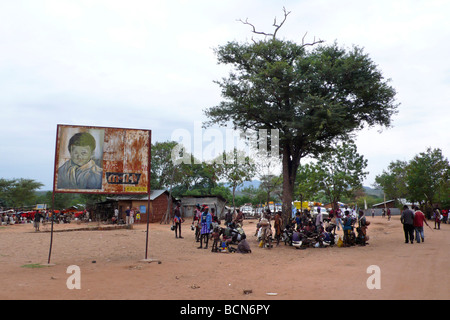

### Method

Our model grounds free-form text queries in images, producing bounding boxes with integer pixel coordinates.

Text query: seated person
[237,234,251,253]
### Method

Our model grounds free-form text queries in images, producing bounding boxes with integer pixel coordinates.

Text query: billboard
[53,124,151,194]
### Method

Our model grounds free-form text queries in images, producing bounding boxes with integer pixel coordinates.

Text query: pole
[145,192,151,260]
[141,130,160,264]
[47,192,55,264]
[144,130,151,260]
[46,124,60,266]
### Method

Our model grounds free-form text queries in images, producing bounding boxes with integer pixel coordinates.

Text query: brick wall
[149,194,170,222]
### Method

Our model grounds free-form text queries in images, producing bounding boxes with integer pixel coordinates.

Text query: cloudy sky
[1,0,449,191]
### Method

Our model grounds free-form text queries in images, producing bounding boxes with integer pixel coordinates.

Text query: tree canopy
[204,10,398,223]
[375,147,449,210]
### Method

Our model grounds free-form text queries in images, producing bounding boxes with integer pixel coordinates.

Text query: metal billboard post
[141,130,161,264]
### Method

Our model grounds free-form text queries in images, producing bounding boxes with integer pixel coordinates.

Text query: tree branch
[237,18,274,38]
[272,7,291,39]
[301,31,325,48]
[238,7,291,40]
[238,7,324,47]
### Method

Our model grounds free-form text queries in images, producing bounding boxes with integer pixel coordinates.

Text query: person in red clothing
[413,206,429,243]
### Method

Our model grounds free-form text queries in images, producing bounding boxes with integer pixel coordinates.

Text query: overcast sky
[1,0,449,191]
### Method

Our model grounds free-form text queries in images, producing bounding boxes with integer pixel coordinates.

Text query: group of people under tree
[171,202,251,253]
[267,206,369,247]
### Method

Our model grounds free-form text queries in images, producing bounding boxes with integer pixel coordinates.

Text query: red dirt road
[0,216,448,300]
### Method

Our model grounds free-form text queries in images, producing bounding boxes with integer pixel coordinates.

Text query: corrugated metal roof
[106,189,170,201]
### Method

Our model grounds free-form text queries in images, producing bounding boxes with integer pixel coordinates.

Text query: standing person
[34,210,42,232]
[357,210,369,245]
[387,208,391,221]
[371,209,375,218]
[224,209,233,227]
[413,206,429,243]
[329,211,337,235]
[335,208,343,231]
[442,209,448,224]
[342,211,353,246]
[173,202,184,239]
[433,208,442,230]
[295,210,302,230]
[135,208,141,224]
[259,212,272,249]
[114,207,119,224]
[273,211,283,246]
[192,204,202,242]
[198,206,212,249]
[130,208,135,225]
[125,207,130,225]
[315,207,323,231]
[401,205,415,244]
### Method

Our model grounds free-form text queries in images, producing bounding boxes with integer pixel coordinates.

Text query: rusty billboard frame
[53,124,151,195]
[48,124,154,264]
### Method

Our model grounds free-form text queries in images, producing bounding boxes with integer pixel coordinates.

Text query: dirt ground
[0,215,448,301]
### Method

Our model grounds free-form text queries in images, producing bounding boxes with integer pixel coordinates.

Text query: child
[210,226,222,252]
[57,132,102,190]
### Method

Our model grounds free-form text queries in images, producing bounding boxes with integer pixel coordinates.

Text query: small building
[96,190,175,223]
[179,195,228,219]
[372,200,397,209]
[323,202,346,210]
[370,199,402,216]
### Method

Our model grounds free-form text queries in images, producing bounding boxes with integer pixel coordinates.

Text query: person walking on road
[413,206,429,243]
[433,208,442,230]
[401,205,415,244]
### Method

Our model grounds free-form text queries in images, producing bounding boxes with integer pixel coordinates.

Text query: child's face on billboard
[70,145,92,167]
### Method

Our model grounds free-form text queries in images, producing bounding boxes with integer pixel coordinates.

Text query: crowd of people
[115,207,142,225]
[169,203,374,253]
[170,202,251,254]
[0,209,92,232]
[270,206,370,248]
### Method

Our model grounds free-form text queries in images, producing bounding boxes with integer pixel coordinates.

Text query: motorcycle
[224,223,246,244]
[281,225,294,246]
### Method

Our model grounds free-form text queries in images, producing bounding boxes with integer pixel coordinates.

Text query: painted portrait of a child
[57,130,103,190]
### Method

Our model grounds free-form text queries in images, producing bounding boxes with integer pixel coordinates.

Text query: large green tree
[215,148,256,211]
[374,160,409,202]
[203,9,398,224]
[406,147,449,206]
[296,142,368,210]
[0,178,43,208]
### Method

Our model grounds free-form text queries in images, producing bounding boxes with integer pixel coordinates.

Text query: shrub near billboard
[53,124,151,194]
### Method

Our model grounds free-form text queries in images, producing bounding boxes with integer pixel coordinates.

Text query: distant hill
[363,186,383,198]
[222,180,261,191]
[238,180,261,190]
[226,180,382,198]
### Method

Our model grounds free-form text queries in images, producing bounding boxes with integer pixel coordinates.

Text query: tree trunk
[281,144,301,227]
[232,186,236,213]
